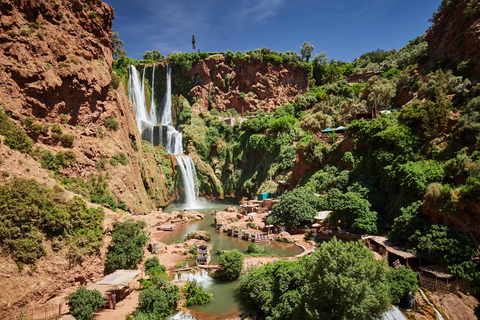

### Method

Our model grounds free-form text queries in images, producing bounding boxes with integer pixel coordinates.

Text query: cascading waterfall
[419,289,445,320]
[168,310,197,320]
[128,64,199,207]
[173,269,213,288]
[381,306,407,320]
[176,155,199,208]
[161,64,173,125]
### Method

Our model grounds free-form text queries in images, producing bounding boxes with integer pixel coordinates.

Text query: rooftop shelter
[419,265,470,294]
[363,236,425,268]
[87,270,141,305]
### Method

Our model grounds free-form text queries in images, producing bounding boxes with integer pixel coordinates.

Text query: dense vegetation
[105,220,149,272]
[134,278,180,320]
[0,178,104,267]
[67,287,104,320]
[217,250,244,280]
[238,238,418,320]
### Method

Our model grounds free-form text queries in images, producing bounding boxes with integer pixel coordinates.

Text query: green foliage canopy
[106,220,148,272]
[67,287,104,320]
[269,187,319,228]
[218,250,244,280]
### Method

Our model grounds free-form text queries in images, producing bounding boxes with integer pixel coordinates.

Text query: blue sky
[104,0,441,62]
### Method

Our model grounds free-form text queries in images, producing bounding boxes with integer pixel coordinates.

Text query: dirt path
[93,291,139,320]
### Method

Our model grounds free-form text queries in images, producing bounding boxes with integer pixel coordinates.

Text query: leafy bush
[387,265,418,304]
[239,238,393,320]
[60,134,75,147]
[110,153,129,166]
[0,179,104,265]
[182,280,213,306]
[67,287,104,320]
[135,278,180,319]
[218,250,244,280]
[104,117,119,131]
[268,187,319,228]
[246,242,265,254]
[0,109,33,153]
[106,220,149,272]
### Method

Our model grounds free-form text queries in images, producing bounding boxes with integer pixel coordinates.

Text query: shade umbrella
[321,128,333,133]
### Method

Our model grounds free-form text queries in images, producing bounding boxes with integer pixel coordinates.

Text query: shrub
[2,171,9,177]
[52,124,63,135]
[106,220,149,272]
[0,178,104,265]
[110,153,129,166]
[135,278,180,319]
[218,250,244,280]
[0,109,33,153]
[60,134,75,147]
[111,72,120,90]
[246,242,264,254]
[67,287,104,320]
[182,280,213,306]
[104,117,119,131]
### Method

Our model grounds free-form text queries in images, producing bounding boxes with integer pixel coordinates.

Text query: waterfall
[161,64,173,126]
[381,306,407,320]
[168,310,197,320]
[150,65,157,123]
[128,64,199,207]
[128,65,149,135]
[419,289,445,320]
[176,155,199,208]
[172,269,213,288]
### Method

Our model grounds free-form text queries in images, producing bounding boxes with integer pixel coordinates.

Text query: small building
[196,244,213,266]
[87,270,141,307]
[363,235,424,268]
[419,265,470,294]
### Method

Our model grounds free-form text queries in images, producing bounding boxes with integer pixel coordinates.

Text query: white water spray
[168,310,197,320]
[176,155,199,208]
[381,306,407,320]
[172,269,213,288]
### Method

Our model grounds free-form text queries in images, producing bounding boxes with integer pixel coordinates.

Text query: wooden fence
[0,299,66,320]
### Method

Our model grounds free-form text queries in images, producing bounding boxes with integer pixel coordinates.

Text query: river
[165,201,303,319]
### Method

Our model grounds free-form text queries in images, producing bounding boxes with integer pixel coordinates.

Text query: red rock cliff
[425,1,480,76]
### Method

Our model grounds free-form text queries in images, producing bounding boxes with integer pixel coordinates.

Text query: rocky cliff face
[186,55,309,114]
[0,0,175,214]
[425,0,480,76]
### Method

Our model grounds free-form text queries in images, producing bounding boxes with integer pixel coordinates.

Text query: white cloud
[240,0,286,23]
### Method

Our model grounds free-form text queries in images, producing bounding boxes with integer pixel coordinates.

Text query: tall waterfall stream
[128,64,199,207]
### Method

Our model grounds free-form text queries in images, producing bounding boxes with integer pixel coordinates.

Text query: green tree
[299,112,333,135]
[106,220,148,272]
[67,287,104,320]
[135,278,180,319]
[300,41,315,62]
[182,280,213,306]
[238,259,308,319]
[142,50,166,62]
[218,250,244,280]
[318,186,379,234]
[192,35,196,52]
[268,187,319,228]
[387,265,418,304]
[111,31,126,59]
[305,238,391,320]
[362,76,396,116]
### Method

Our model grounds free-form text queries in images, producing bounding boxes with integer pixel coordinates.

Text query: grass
[175,259,188,268]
